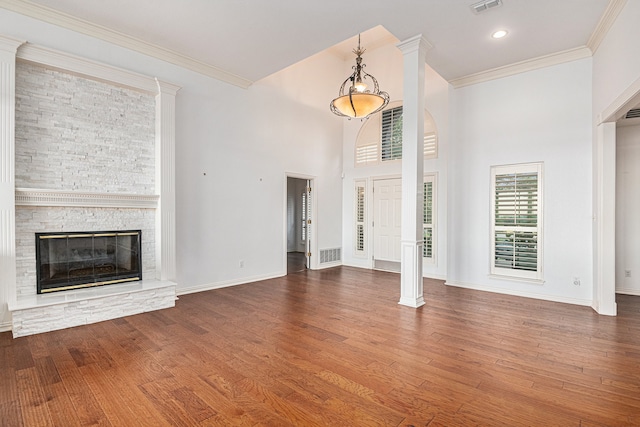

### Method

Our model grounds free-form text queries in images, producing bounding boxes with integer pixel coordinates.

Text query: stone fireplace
[0,37,180,337]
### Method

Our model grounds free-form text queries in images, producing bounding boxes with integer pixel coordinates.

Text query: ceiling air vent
[625,108,640,119]
[471,0,502,14]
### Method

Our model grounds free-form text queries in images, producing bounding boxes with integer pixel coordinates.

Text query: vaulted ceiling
[2,0,615,87]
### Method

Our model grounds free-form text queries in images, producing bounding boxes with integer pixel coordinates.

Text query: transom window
[355,102,437,166]
[381,106,404,161]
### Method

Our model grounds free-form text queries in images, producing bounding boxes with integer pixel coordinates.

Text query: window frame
[490,162,544,282]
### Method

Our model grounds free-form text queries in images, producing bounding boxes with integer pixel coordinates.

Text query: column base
[398,295,425,308]
[399,240,425,308]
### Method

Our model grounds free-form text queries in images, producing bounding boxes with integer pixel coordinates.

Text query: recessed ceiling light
[492,30,508,39]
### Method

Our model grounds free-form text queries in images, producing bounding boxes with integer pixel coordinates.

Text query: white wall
[592,1,640,120]
[448,58,594,305]
[615,123,640,295]
[0,9,345,302]
[341,42,450,280]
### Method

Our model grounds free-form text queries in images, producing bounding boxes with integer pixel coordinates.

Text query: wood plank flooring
[287,252,306,274]
[2,266,640,426]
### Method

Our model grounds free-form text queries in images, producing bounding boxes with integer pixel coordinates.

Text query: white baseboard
[0,320,12,333]
[315,261,342,270]
[425,273,447,281]
[445,280,593,307]
[616,287,640,297]
[177,271,285,296]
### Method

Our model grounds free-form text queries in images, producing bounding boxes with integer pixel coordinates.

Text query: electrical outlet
[625,270,632,278]
[573,277,581,286]
[239,260,244,268]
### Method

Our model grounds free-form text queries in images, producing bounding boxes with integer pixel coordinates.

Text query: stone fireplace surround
[0,36,180,337]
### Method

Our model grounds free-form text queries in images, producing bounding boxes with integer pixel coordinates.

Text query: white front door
[373,178,402,265]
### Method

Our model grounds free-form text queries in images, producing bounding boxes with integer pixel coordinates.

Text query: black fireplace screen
[36,230,142,293]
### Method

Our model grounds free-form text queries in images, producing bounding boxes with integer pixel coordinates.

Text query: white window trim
[490,162,544,282]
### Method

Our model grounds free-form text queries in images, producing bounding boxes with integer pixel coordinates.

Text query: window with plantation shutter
[381,106,404,161]
[424,132,437,159]
[490,163,543,281]
[354,180,366,256]
[354,102,438,166]
[355,143,378,165]
[423,175,436,263]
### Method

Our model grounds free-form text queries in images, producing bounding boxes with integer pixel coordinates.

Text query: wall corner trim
[587,0,627,54]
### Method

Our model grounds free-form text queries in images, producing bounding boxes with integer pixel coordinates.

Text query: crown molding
[16,42,181,96]
[449,46,592,88]
[17,42,159,93]
[587,0,627,54]
[15,188,159,209]
[0,0,252,89]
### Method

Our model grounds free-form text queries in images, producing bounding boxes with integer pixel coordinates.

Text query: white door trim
[594,75,640,316]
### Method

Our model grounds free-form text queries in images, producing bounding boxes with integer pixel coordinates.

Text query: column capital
[396,34,432,56]
[0,35,25,54]
[155,78,181,96]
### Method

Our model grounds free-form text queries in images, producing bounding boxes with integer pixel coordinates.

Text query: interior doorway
[286,177,311,274]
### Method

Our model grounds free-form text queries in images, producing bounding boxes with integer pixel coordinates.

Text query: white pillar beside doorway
[397,35,431,308]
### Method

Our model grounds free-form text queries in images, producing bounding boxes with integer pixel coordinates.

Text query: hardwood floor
[287,252,306,274]
[2,267,640,426]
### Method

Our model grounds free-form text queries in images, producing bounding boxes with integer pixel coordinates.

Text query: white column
[0,36,24,330]
[155,80,180,281]
[593,122,617,315]
[397,35,431,308]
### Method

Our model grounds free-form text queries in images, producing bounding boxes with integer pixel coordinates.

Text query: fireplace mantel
[16,188,159,209]
[0,35,180,336]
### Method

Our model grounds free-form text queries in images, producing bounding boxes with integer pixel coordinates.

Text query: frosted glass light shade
[331,93,387,118]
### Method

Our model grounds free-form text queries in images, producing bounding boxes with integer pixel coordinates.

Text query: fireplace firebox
[36,230,142,294]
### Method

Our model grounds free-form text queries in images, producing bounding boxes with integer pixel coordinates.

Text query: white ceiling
[12,0,611,84]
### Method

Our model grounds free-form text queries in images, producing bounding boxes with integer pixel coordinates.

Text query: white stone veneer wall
[15,61,156,193]
[13,61,157,297]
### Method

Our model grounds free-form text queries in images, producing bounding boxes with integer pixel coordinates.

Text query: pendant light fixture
[330,35,389,119]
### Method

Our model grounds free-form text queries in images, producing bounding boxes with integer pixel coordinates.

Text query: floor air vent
[319,248,341,264]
